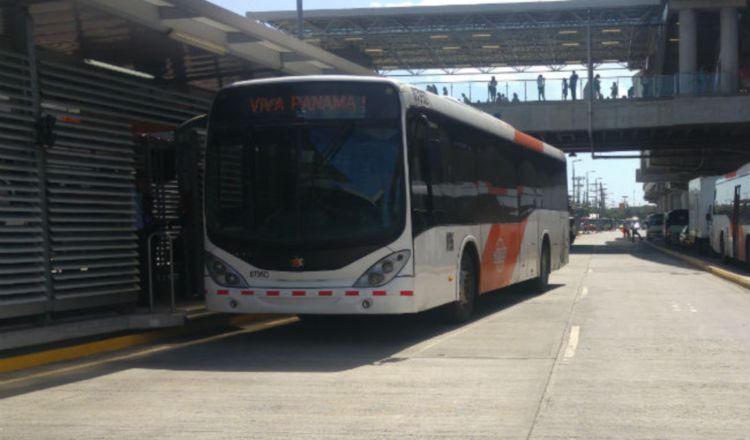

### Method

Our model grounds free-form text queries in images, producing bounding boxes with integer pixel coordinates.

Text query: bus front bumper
[205,278,417,315]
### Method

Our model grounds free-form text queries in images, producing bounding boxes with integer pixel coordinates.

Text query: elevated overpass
[477,95,750,154]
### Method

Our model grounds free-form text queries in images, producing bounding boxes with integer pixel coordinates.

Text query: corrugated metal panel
[0,50,47,319]
[39,58,210,312]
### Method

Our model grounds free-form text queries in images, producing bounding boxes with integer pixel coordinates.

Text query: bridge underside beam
[477,95,750,153]
[530,123,750,153]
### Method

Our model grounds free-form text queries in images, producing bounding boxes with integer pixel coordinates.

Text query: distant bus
[203,76,569,322]
[711,163,750,267]
[688,176,719,254]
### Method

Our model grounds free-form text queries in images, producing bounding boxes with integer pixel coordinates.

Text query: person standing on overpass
[488,76,498,102]
[562,77,569,101]
[569,71,579,100]
[537,74,546,101]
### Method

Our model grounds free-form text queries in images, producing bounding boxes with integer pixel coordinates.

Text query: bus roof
[717,162,750,186]
[227,75,566,162]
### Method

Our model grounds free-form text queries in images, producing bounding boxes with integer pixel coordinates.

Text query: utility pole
[573,177,585,206]
[571,159,582,207]
[590,183,598,210]
[585,170,595,209]
[296,0,304,39]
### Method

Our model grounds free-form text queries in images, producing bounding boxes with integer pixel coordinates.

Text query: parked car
[663,209,689,244]
[645,213,664,241]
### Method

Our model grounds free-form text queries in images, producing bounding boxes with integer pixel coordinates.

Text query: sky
[210,0,647,207]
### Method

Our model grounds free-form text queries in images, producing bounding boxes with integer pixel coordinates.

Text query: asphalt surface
[2,231,750,439]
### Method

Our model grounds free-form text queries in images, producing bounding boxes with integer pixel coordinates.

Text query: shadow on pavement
[0,281,564,398]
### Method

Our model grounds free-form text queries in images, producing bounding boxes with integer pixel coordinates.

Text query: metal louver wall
[0,45,211,321]
[0,50,46,319]
[38,58,211,313]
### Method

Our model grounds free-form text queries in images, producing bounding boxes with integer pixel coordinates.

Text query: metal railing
[147,231,177,314]
[413,72,745,104]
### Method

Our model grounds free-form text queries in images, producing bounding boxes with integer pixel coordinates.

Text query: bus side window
[477,135,517,223]
[448,125,478,224]
[407,114,436,234]
[517,153,536,217]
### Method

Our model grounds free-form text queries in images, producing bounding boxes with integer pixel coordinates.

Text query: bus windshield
[205,82,405,257]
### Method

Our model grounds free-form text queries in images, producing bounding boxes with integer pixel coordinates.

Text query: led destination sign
[248,95,367,119]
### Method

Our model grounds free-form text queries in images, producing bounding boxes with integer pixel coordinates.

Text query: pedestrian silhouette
[570,71,579,100]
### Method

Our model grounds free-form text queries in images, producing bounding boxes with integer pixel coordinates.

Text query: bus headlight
[354,250,410,287]
[205,252,248,288]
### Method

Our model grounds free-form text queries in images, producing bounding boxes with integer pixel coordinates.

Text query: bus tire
[534,241,551,293]
[442,251,477,324]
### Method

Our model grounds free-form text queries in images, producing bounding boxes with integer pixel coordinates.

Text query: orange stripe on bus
[479,219,529,294]
[514,130,545,152]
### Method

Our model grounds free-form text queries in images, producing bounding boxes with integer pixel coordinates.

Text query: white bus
[688,175,719,254]
[203,76,569,322]
[711,163,750,267]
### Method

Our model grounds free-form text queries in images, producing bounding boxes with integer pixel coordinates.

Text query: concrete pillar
[719,7,739,94]
[679,9,697,95]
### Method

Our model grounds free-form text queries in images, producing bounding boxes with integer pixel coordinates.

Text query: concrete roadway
[2,231,750,439]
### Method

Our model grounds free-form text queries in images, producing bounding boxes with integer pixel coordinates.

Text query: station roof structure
[3,0,371,91]
[250,0,667,74]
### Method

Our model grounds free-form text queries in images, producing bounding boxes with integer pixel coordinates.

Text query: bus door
[732,185,741,258]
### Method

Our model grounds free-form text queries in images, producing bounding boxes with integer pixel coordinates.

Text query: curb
[644,241,750,289]
[0,314,289,375]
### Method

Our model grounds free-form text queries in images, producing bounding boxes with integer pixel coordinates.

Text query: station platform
[0,302,285,374]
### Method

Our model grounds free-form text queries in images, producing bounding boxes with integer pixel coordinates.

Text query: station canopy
[251,0,666,74]
[3,0,371,91]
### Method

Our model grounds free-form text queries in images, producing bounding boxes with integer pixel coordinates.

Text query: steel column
[719,7,739,94]
[678,9,697,95]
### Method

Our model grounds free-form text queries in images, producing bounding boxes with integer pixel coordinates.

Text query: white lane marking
[687,303,698,313]
[580,287,589,300]
[563,325,580,360]
[672,302,682,312]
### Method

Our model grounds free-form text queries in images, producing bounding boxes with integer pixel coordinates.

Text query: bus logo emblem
[290,257,305,269]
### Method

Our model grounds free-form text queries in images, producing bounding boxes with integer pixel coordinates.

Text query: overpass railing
[414,72,748,104]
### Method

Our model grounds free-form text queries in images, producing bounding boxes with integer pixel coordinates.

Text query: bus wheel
[534,242,551,293]
[443,253,477,324]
